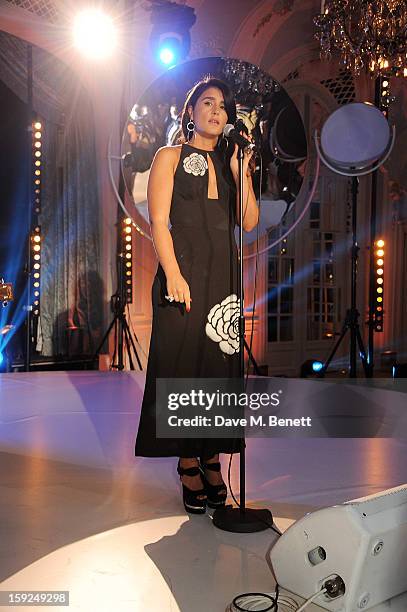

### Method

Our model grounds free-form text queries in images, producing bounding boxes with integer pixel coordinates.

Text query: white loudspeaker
[270,485,407,611]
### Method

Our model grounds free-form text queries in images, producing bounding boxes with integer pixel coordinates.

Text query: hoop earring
[186,119,195,140]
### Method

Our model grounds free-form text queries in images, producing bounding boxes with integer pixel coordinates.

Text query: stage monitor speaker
[270,484,407,611]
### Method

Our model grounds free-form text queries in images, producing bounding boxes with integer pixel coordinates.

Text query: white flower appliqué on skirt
[205,294,240,355]
[183,152,208,177]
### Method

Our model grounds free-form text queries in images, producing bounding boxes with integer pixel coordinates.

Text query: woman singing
[135,77,259,514]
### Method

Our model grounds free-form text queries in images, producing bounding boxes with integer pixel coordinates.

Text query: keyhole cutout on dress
[207,154,218,200]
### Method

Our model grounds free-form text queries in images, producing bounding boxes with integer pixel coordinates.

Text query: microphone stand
[212,143,274,533]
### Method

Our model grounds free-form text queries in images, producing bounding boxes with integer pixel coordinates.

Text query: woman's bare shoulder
[154,144,182,159]
[152,145,182,170]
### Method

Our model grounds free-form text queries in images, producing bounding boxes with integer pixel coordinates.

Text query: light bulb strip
[31,116,43,324]
[32,117,42,215]
[31,225,41,318]
[122,217,133,304]
[374,238,385,332]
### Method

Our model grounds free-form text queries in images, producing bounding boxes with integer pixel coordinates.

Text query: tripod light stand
[94,250,142,371]
[314,102,395,378]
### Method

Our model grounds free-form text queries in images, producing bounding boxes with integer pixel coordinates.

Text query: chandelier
[222,59,280,98]
[314,0,407,77]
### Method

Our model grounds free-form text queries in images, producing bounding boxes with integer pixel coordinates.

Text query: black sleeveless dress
[135,143,241,458]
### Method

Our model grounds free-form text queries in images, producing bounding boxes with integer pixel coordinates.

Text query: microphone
[223,123,256,150]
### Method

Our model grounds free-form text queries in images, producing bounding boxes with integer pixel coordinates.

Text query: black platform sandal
[177,461,207,514]
[199,460,227,509]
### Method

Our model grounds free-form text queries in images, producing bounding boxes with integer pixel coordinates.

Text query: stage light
[149,2,196,67]
[300,359,324,377]
[160,46,175,66]
[312,360,323,372]
[121,217,133,303]
[73,9,117,60]
[374,238,385,332]
[0,350,7,373]
[31,225,42,326]
[159,45,176,66]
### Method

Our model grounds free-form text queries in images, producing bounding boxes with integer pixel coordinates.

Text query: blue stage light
[312,360,324,373]
[149,3,196,68]
[300,359,324,377]
[0,351,6,372]
[159,46,176,66]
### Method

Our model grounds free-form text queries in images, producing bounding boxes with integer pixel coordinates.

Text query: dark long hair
[179,77,236,178]
[180,77,236,143]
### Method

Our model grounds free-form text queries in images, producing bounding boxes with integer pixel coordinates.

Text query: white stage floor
[0,371,406,611]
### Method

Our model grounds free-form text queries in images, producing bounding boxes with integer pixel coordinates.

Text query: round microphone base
[212,505,273,533]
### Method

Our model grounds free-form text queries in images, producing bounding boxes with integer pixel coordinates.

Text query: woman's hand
[229,134,255,180]
[166,271,192,312]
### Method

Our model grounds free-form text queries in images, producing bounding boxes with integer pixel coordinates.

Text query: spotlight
[312,360,323,372]
[159,43,177,66]
[149,1,196,67]
[73,9,117,60]
[300,359,324,377]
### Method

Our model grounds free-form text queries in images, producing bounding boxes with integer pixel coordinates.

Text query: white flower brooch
[183,152,208,177]
[205,294,240,355]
